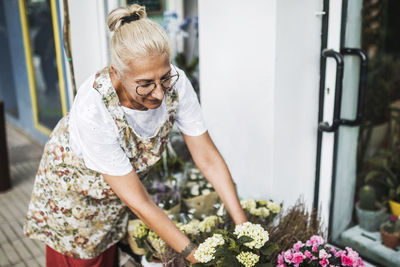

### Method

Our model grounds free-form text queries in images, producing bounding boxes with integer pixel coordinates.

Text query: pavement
[0,123,140,267]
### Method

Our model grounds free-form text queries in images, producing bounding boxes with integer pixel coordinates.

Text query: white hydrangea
[240,199,257,210]
[194,234,225,263]
[147,230,165,252]
[249,207,270,217]
[234,222,269,249]
[199,216,223,233]
[236,251,260,267]
[267,202,281,213]
[132,222,148,239]
[179,219,200,235]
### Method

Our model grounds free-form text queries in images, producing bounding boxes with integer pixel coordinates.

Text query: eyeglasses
[135,66,180,97]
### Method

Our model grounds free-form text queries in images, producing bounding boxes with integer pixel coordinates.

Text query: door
[316,0,400,265]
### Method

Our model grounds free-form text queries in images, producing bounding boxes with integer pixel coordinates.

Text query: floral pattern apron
[23,67,179,259]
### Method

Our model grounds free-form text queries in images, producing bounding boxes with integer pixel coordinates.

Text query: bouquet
[218,200,281,231]
[193,222,278,267]
[240,200,281,226]
[276,235,365,267]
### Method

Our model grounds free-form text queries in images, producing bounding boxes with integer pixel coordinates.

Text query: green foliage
[395,218,400,233]
[364,147,400,202]
[381,220,396,234]
[359,185,377,210]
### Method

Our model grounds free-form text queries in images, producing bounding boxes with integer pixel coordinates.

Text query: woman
[24,4,247,266]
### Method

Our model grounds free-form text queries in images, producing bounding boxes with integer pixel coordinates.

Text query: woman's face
[119,53,171,110]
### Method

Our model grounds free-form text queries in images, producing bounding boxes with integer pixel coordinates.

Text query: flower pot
[355,202,386,232]
[389,200,400,216]
[141,256,163,267]
[127,219,146,255]
[380,227,399,249]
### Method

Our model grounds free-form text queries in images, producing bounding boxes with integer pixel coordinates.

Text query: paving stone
[0,222,17,242]
[0,196,21,221]
[21,237,42,257]
[1,243,20,265]
[0,246,10,266]
[24,258,41,267]
[0,229,7,245]
[36,255,45,267]
[12,239,32,261]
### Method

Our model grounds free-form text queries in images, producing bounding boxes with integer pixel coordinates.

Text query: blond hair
[107,4,171,74]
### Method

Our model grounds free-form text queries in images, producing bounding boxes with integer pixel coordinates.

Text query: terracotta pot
[389,200,400,217]
[380,227,399,249]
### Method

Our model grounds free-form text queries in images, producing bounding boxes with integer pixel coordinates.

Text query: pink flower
[329,265,339,267]
[277,265,287,267]
[292,252,305,266]
[306,235,325,246]
[319,258,329,267]
[319,249,331,259]
[345,247,359,260]
[356,258,365,267]
[278,254,285,264]
[304,250,313,259]
[284,250,293,263]
[329,247,337,255]
[341,255,353,266]
[312,244,319,252]
[293,241,304,252]
[334,250,345,258]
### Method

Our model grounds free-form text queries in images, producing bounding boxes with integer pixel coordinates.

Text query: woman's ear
[110,65,122,80]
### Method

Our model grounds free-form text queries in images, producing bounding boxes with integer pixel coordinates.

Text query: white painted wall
[199,0,323,209]
[199,0,276,201]
[68,0,109,89]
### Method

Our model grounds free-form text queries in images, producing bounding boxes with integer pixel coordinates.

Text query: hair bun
[107,4,147,32]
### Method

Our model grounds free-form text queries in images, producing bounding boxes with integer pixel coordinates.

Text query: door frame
[18,0,68,135]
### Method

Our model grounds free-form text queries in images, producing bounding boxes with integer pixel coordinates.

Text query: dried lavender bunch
[267,198,325,263]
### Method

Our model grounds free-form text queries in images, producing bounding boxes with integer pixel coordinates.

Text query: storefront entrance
[316,0,400,265]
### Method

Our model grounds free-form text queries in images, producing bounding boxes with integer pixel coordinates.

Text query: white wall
[199,0,323,209]
[199,0,276,200]
[68,0,109,89]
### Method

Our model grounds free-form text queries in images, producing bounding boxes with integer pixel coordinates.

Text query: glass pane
[26,0,63,129]
[335,1,400,265]
[0,1,19,118]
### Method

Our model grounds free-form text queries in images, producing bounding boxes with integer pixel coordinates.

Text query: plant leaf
[255,263,273,267]
[364,170,382,183]
[260,243,279,256]
[237,235,253,245]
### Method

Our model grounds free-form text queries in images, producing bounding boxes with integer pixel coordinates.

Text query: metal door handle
[318,49,344,132]
[339,48,368,126]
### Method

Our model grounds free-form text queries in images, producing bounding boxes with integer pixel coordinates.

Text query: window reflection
[26,0,63,129]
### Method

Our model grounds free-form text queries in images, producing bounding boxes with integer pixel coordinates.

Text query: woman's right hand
[186,247,200,264]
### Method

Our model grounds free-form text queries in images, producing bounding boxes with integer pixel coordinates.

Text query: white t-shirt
[68,65,207,176]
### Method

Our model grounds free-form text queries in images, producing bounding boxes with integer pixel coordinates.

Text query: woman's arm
[182,131,247,225]
[102,171,198,263]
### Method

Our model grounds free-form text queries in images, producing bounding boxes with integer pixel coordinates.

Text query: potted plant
[365,146,400,216]
[355,185,386,231]
[276,235,365,267]
[380,215,400,248]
